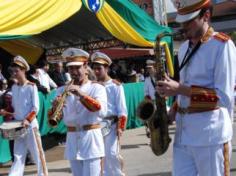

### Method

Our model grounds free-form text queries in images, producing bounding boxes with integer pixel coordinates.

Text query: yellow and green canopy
[0,0,173,63]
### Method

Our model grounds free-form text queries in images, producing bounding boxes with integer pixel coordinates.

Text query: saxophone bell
[137,99,156,121]
[48,109,62,127]
[48,119,58,128]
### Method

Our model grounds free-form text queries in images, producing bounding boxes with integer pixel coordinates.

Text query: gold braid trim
[178,0,210,15]
[189,85,219,112]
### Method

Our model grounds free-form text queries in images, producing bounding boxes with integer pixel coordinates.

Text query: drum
[0,120,28,140]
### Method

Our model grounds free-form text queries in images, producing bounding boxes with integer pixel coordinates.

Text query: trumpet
[48,80,74,127]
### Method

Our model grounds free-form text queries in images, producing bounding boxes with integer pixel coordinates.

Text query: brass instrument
[137,33,172,156]
[48,80,74,127]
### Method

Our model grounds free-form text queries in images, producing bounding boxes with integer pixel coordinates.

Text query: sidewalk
[0,120,236,176]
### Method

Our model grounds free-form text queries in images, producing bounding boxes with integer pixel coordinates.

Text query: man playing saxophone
[50,48,107,176]
[157,0,236,175]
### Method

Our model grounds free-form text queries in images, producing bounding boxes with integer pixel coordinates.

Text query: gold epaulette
[214,32,230,42]
[112,79,121,86]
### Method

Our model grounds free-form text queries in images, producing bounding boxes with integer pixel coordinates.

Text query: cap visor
[93,60,109,65]
[66,62,83,67]
[176,10,201,23]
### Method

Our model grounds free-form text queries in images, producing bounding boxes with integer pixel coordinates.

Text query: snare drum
[0,120,28,140]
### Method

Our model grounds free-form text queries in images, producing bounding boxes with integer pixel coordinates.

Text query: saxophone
[48,80,74,127]
[137,33,172,156]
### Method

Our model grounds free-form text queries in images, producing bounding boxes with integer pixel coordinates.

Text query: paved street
[0,117,236,176]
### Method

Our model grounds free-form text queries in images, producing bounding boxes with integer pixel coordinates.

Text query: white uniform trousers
[9,127,48,176]
[173,141,232,176]
[104,124,125,176]
[70,158,102,176]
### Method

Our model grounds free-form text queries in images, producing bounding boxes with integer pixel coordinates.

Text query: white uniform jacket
[144,76,156,100]
[175,32,236,146]
[104,79,127,119]
[56,80,107,160]
[11,82,39,129]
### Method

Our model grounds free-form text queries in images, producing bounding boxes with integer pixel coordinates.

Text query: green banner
[106,0,172,43]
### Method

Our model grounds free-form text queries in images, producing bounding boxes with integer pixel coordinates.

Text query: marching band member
[143,60,156,137]
[8,56,48,176]
[144,60,156,101]
[51,48,107,176]
[157,0,236,175]
[91,51,127,176]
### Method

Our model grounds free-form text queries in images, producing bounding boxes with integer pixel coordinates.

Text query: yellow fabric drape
[0,40,43,64]
[96,2,154,47]
[0,0,82,35]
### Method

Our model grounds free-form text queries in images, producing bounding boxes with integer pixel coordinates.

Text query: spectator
[37,60,57,91]
[127,70,138,83]
[137,68,145,82]
[27,65,48,94]
[50,62,68,87]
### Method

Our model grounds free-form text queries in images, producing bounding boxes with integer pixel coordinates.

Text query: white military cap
[62,48,89,67]
[91,51,112,66]
[146,59,155,68]
[13,55,30,71]
[172,0,211,23]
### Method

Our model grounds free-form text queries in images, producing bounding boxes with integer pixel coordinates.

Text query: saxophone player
[51,48,107,176]
[91,51,127,176]
[157,0,236,175]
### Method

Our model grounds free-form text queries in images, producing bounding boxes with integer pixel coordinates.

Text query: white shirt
[175,32,236,146]
[144,76,156,100]
[37,69,57,90]
[11,82,39,128]
[56,80,107,160]
[103,79,127,118]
